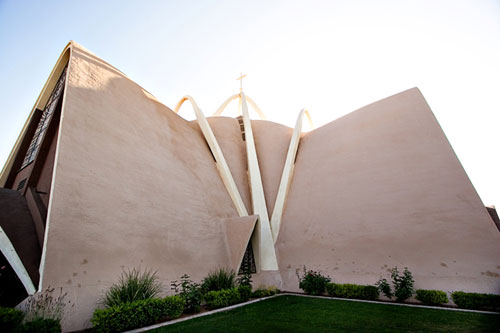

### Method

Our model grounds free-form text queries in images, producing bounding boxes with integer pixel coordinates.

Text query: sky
[0,0,499,206]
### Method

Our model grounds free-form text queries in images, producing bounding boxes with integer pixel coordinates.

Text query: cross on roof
[237,73,247,92]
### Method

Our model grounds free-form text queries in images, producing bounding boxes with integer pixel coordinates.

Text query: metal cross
[237,73,247,92]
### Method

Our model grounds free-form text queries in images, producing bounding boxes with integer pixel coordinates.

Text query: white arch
[0,227,36,294]
[174,96,248,217]
[270,108,312,243]
[212,93,267,120]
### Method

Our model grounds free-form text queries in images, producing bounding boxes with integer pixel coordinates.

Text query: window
[21,65,68,169]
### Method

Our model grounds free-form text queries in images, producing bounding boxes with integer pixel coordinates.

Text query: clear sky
[0,0,499,206]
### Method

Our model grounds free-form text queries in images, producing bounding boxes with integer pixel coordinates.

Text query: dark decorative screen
[16,178,27,192]
[21,65,68,168]
[238,241,257,275]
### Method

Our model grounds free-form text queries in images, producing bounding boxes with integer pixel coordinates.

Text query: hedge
[415,289,448,305]
[18,318,61,333]
[0,307,25,332]
[326,283,379,300]
[203,288,241,309]
[91,296,184,332]
[451,291,500,311]
[251,286,278,298]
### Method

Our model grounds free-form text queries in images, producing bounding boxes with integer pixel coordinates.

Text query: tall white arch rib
[174,96,248,216]
[213,93,267,120]
[240,92,279,271]
[270,108,312,243]
[0,226,36,294]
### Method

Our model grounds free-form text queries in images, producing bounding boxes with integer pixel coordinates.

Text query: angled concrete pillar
[174,96,248,216]
[271,109,312,242]
[240,92,279,271]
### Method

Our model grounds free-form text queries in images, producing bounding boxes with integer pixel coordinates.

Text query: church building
[1,42,499,331]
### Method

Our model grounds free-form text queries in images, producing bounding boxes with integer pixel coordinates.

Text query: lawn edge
[125,293,500,332]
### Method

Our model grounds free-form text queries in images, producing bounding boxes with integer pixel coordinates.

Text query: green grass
[153,295,500,332]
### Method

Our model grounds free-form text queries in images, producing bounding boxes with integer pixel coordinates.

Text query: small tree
[392,267,414,302]
[376,267,414,302]
[171,274,202,313]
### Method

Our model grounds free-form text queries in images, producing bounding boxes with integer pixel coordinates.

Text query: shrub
[451,291,500,310]
[297,267,331,295]
[0,306,25,332]
[91,296,184,332]
[203,288,241,310]
[101,268,162,308]
[392,267,414,302]
[375,278,393,299]
[251,285,279,298]
[237,285,252,302]
[201,268,236,294]
[416,289,448,305]
[171,274,203,313]
[19,317,61,333]
[326,283,379,300]
[376,267,414,302]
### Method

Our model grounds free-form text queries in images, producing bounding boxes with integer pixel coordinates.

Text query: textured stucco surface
[41,44,253,331]
[276,88,500,294]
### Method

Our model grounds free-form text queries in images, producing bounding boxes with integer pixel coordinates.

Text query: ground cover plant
[101,268,162,307]
[152,295,500,332]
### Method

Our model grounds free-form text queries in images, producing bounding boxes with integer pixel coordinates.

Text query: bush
[251,286,279,298]
[203,288,241,310]
[416,289,448,305]
[392,267,414,302]
[101,268,162,308]
[91,296,184,332]
[391,267,415,302]
[375,278,393,299]
[326,283,379,300]
[171,274,202,313]
[376,267,414,302]
[201,268,236,294]
[451,291,500,310]
[0,306,25,332]
[237,285,252,302]
[19,317,61,333]
[297,267,331,295]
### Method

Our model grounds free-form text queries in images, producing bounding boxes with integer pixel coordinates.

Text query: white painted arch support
[270,108,312,243]
[0,226,36,294]
[174,96,248,217]
[240,92,279,271]
[212,93,268,120]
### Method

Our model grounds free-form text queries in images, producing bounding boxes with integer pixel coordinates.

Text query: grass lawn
[153,295,500,332]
